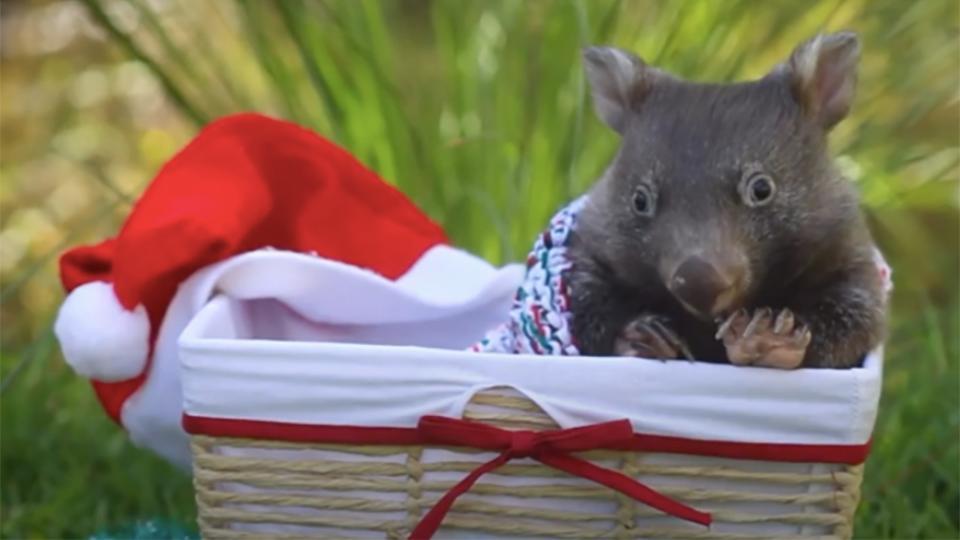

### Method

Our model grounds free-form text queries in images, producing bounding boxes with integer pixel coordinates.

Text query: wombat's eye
[632,185,656,217]
[741,172,776,207]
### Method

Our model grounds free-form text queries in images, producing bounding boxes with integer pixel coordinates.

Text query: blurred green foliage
[1,0,957,538]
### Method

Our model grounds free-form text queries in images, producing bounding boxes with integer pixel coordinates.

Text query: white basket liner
[177,252,882,446]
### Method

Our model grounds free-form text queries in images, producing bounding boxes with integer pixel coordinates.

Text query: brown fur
[568,33,886,368]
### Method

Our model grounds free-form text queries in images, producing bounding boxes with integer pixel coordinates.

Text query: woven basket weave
[191,387,863,539]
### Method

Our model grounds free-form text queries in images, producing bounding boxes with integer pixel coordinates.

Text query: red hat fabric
[54,113,448,423]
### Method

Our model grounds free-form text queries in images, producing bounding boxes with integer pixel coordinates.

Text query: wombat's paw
[615,314,693,360]
[716,307,811,369]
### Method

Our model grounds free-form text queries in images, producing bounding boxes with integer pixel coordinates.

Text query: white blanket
[125,246,524,468]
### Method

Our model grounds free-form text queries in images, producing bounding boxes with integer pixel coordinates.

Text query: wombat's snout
[669,256,745,318]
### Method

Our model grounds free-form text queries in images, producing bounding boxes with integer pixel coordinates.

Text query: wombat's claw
[716,308,811,369]
[615,314,694,360]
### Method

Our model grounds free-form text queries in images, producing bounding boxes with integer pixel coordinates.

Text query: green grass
[2,0,958,538]
[857,305,959,538]
[1,332,196,538]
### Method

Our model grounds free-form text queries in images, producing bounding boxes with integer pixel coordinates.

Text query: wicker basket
[178,288,879,540]
[190,386,863,540]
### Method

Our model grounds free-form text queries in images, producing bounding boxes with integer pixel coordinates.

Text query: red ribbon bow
[409,415,712,539]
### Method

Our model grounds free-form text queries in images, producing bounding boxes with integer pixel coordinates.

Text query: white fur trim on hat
[53,281,151,381]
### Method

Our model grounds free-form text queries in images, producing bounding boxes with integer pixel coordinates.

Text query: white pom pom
[53,281,150,382]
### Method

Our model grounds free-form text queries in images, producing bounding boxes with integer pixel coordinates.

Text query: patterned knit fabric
[469,196,587,355]
[469,195,893,356]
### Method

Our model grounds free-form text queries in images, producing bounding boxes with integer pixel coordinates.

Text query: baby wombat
[567,32,887,369]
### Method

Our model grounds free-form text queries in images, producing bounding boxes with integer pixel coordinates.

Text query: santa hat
[54,113,449,426]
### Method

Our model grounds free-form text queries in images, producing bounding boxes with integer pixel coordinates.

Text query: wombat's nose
[669,256,736,317]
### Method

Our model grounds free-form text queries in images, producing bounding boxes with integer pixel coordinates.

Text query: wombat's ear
[782,32,860,130]
[582,46,655,134]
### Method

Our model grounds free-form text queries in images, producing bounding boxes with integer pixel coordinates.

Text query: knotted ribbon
[409,415,712,539]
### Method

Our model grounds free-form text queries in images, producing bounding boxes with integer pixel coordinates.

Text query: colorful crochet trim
[470,196,587,355]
